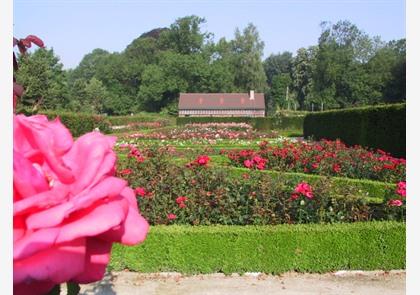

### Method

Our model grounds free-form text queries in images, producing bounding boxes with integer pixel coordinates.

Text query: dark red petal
[25,35,45,48]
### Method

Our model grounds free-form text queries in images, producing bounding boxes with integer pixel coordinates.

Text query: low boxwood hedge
[109,222,405,273]
[107,113,175,126]
[303,104,405,157]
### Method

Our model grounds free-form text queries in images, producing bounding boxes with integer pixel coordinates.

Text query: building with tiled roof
[178,91,265,117]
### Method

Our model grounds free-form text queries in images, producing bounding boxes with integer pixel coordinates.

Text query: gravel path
[71,270,405,295]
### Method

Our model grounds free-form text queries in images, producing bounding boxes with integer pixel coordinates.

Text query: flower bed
[116,146,405,226]
[123,125,279,141]
[227,139,406,183]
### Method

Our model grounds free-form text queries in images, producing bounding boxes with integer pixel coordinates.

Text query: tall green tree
[291,47,316,110]
[159,15,212,54]
[16,48,69,110]
[230,23,267,92]
[264,52,293,85]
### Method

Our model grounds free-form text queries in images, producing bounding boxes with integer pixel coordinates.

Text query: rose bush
[227,139,406,183]
[117,145,405,226]
[13,114,149,295]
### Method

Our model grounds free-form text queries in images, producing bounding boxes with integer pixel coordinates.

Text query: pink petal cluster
[388,199,403,207]
[134,187,147,197]
[167,213,177,220]
[291,182,314,199]
[243,155,267,170]
[196,155,210,166]
[396,181,406,197]
[13,114,149,295]
[176,196,188,208]
[186,155,211,168]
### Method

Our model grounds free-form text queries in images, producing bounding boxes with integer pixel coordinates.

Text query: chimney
[249,90,255,100]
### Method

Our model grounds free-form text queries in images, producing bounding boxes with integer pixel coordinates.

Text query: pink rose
[134,187,147,197]
[244,159,253,168]
[167,213,177,220]
[196,155,210,166]
[388,199,403,207]
[293,182,314,199]
[396,181,406,197]
[13,114,149,295]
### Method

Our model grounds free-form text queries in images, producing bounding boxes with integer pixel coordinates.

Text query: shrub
[116,145,405,225]
[16,109,112,137]
[107,113,174,126]
[303,104,406,157]
[109,222,406,273]
[227,139,406,183]
[40,111,112,137]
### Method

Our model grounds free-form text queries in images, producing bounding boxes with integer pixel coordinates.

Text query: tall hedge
[304,104,405,157]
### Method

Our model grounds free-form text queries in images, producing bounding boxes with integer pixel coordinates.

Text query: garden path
[71,270,405,295]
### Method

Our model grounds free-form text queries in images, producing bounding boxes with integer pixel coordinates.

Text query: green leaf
[66,282,81,295]
[46,284,60,295]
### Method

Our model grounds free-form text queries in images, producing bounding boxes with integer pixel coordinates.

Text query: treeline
[15,16,405,115]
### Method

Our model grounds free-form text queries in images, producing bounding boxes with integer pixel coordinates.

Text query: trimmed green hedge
[107,113,175,126]
[109,222,405,273]
[303,104,405,157]
[228,167,395,204]
[41,111,112,137]
[16,109,113,137]
[176,115,304,131]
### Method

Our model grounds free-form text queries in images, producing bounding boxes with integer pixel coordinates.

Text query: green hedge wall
[176,115,305,131]
[41,111,112,137]
[109,222,405,273]
[303,104,406,157]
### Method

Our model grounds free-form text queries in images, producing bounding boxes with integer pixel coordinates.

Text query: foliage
[15,48,69,110]
[16,18,405,114]
[227,139,405,183]
[107,113,175,126]
[116,146,405,225]
[109,222,406,273]
[39,111,112,137]
[303,103,406,157]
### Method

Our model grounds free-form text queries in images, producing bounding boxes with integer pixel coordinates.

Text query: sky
[13,0,406,69]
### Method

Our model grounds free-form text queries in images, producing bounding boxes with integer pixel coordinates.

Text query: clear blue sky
[14,0,405,69]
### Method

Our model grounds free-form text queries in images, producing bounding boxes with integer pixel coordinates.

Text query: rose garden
[12,32,406,294]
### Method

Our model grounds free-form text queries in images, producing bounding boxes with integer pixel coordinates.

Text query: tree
[269,73,292,110]
[68,48,110,85]
[264,51,293,86]
[16,48,69,110]
[159,15,212,54]
[84,78,109,113]
[230,23,267,92]
[291,47,316,110]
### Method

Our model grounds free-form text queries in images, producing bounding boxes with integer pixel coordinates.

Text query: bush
[109,222,406,273]
[107,113,175,126]
[116,146,405,225]
[176,115,304,131]
[227,140,406,183]
[15,109,113,137]
[38,111,112,137]
[303,104,406,157]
